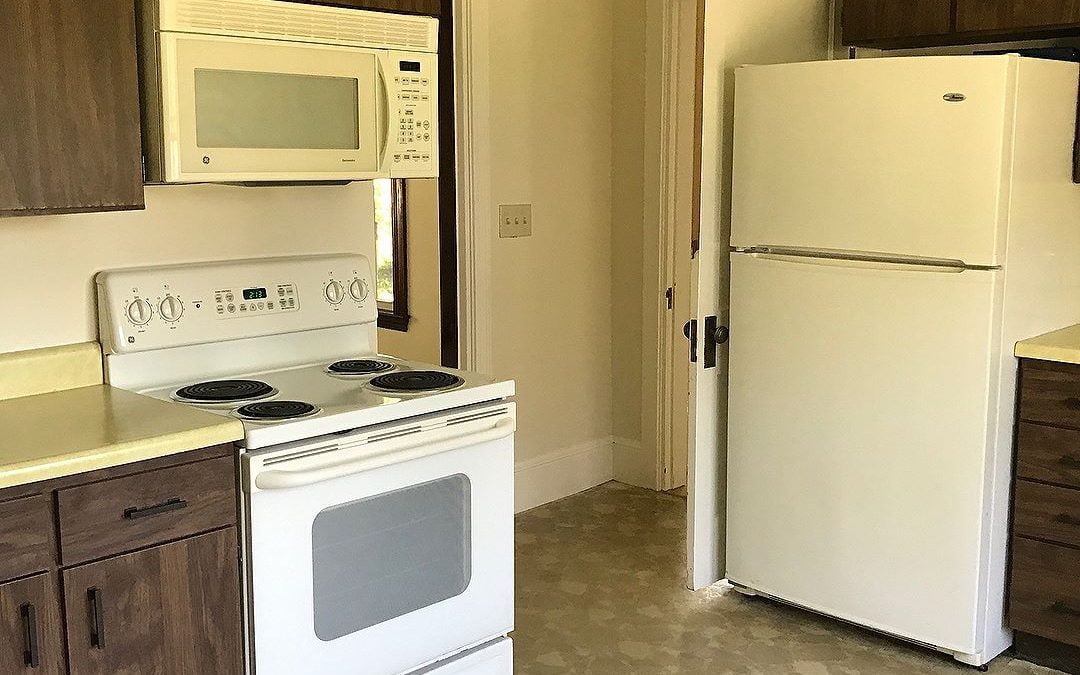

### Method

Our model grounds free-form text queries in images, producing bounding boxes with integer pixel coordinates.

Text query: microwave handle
[376,58,391,167]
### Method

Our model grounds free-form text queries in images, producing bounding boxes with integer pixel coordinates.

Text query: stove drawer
[57,456,236,565]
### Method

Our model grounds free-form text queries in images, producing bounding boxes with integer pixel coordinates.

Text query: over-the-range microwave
[138,0,438,183]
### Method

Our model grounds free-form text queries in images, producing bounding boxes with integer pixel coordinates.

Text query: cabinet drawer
[1019,361,1080,429]
[1014,481,1080,547]
[57,456,236,565]
[0,494,53,581]
[1009,537,1080,647]
[1017,423,1080,489]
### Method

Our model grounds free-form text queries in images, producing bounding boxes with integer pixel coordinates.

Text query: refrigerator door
[726,252,1000,655]
[731,56,1015,266]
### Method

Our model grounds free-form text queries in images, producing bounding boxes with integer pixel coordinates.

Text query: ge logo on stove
[127,336,136,344]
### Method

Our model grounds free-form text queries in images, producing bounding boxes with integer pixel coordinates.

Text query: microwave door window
[194,69,360,150]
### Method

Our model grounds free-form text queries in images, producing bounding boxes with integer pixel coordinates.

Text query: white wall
[486,0,617,509]
[0,183,373,354]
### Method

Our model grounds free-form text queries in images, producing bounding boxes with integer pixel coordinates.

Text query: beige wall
[378,178,442,364]
[488,0,615,464]
[0,183,373,355]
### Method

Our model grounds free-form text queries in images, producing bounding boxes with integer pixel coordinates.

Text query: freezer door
[726,253,1000,654]
[731,56,1015,266]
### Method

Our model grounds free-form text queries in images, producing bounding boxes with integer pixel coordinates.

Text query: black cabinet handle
[1053,513,1080,527]
[1050,600,1080,618]
[1059,454,1080,470]
[88,588,105,649]
[20,603,39,668]
[123,497,187,520]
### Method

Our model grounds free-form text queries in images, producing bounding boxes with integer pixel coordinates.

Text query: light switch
[499,204,532,238]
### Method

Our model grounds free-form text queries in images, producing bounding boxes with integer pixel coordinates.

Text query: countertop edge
[0,420,244,491]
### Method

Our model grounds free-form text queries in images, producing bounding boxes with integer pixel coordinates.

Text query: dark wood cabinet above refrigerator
[843,0,1080,48]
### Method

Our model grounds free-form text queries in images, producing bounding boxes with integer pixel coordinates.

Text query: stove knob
[159,295,184,322]
[324,280,345,305]
[349,278,369,302]
[126,298,153,325]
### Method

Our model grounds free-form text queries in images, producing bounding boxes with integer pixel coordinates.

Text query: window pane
[373,179,395,304]
[194,69,359,149]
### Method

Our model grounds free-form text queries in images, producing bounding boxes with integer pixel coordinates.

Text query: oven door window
[311,474,472,641]
[194,69,360,150]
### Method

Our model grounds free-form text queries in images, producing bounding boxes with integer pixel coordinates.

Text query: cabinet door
[277,0,441,16]
[0,573,65,675]
[956,0,1080,33]
[62,528,242,675]
[0,0,143,216]
[841,0,954,45]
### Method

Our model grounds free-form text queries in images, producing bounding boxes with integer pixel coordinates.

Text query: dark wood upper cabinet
[278,0,441,16]
[955,0,1080,33]
[0,0,144,217]
[62,528,243,675]
[841,0,954,46]
[844,0,1080,46]
[0,573,65,675]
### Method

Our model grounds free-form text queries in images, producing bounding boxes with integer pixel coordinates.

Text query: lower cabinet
[0,445,244,675]
[0,573,65,674]
[62,528,243,675]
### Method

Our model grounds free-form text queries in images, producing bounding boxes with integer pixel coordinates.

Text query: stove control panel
[96,254,377,354]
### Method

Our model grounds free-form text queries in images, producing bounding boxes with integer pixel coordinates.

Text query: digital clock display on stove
[243,288,268,300]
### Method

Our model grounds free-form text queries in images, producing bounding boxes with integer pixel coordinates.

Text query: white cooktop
[137,356,514,449]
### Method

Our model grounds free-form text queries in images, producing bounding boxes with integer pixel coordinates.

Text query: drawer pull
[1059,454,1080,469]
[1050,600,1080,618]
[123,497,187,520]
[88,588,105,649]
[20,603,39,668]
[1053,513,1080,527]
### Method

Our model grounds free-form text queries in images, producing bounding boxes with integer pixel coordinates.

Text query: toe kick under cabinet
[1009,359,1080,674]
[0,445,243,674]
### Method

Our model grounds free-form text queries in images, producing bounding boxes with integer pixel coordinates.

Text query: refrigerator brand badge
[943,93,967,103]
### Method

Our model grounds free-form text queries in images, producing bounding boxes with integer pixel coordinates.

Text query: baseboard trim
[515,437,614,513]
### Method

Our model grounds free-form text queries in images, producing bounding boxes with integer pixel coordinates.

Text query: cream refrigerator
[725,55,1080,667]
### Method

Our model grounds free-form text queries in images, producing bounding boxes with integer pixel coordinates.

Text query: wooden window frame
[377,179,411,332]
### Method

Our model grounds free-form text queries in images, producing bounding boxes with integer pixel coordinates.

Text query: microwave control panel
[385,51,438,178]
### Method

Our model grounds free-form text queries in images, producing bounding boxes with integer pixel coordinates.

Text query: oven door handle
[253,418,515,490]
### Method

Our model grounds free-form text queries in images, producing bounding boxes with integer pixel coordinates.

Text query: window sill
[378,310,411,332]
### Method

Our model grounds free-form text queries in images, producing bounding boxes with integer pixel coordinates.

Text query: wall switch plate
[499,204,532,238]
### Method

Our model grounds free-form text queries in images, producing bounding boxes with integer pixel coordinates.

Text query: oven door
[158,32,387,182]
[242,404,515,675]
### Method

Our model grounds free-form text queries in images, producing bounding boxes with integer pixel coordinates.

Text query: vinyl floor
[511,481,1062,675]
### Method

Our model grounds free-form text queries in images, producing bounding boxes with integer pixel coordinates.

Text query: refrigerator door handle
[731,245,999,272]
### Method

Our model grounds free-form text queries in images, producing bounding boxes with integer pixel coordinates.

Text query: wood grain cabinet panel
[955,0,1080,33]
[62,528,243,675]
[1009,537,1080,648]
[1019,361,1080,429]
[0,494,54,581]
[841,0,953,45]
[57,456,236,566]
[0,0,144,216]
[1016,423,1080,489]
[0,573,65,675]
[1014,480,1080,548]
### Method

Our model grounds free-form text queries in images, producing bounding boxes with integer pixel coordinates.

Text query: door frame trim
[453,0,494,374]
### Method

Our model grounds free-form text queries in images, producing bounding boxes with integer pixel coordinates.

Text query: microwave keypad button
[227,304,236,313]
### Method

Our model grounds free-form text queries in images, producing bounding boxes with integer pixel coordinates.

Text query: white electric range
[96,254,515,675]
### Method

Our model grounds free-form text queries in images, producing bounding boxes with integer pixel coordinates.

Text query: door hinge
[665,287,674,310]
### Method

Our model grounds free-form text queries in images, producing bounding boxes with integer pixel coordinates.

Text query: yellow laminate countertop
[1015,324,1080,366]
[0,385,244,490]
